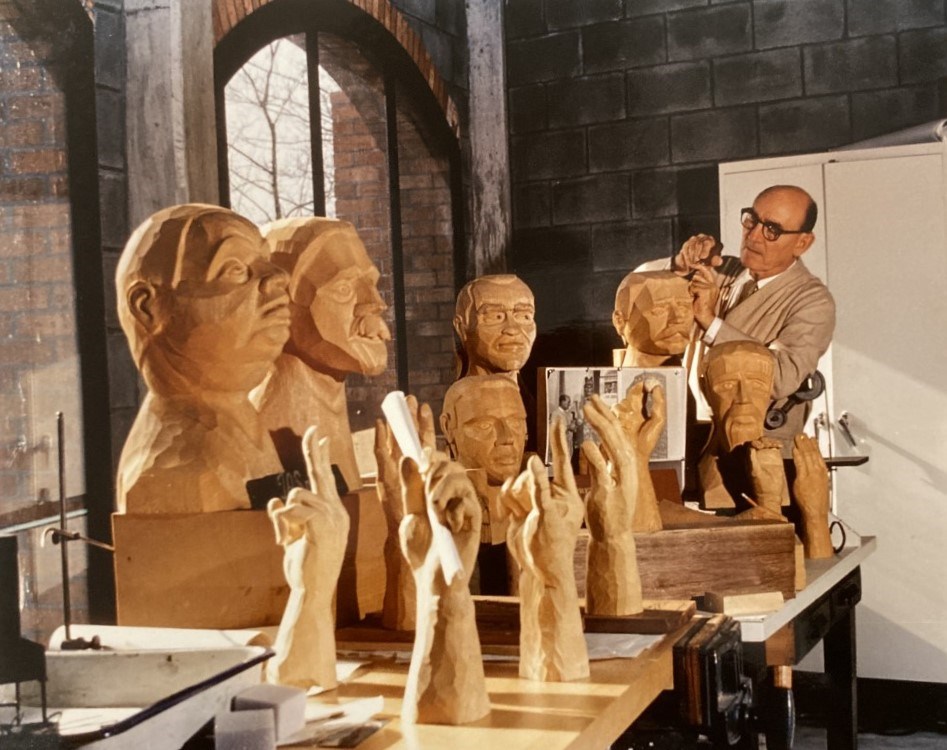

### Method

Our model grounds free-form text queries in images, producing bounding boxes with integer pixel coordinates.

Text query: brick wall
[0,0,90,642]
[506,0,947,366]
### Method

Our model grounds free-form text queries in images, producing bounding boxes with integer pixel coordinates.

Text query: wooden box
[113,486,386,629]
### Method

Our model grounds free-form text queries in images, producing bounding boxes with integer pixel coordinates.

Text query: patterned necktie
[731,278,758,311]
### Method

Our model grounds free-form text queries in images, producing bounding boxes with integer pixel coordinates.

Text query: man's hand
[673,233,723,276]
[689,263,720,330]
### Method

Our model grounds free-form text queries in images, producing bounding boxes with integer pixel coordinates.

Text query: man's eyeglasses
[740,207,809,242]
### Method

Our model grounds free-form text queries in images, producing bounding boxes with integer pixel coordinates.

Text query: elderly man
[644,185,835,449]
[612,270,693,367]
[115,204,291,514]
[452,274,536,379]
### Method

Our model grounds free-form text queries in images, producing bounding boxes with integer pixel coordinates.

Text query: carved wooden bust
[252,217,391,491]
[453,275,536,378]
[612,271,693,368]
[115,204,290,514]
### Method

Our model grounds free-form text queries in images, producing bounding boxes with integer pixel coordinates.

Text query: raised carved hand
[615,379,666,532]
[581,395,643,617]
[501,417,588,681]
[746,437,789,520]
[399,452,490,725]
[792,434,833,559]
[266,426,350,689]
[374,395,435,630]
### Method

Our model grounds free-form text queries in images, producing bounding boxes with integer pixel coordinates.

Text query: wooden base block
[113,486,386,629]
[703,590,784,616]
[584,600,696,635]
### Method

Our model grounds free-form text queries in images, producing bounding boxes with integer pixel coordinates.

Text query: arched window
[214,0,464,432]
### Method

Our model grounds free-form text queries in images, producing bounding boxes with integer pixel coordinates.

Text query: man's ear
[793,232,816,258]
[127,281,159,332]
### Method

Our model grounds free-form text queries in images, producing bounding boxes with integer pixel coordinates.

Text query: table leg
[823,606,857,750]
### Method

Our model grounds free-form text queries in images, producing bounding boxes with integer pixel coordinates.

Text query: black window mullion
[384,77,409,393]
[306,30,327,216]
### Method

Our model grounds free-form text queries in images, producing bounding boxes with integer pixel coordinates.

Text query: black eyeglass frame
[740,207,810,242]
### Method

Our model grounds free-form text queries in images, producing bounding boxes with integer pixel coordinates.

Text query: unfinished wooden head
[453,275,536,377]
[266,217,390,377]
[701,340,775,452]
[440,375,527,485]
[116,204,291,395]
[613,271,692,365]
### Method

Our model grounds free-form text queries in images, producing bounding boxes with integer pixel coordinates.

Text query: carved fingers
[748,437,789,512]
[549,415,579,501]
[792,434,829,518]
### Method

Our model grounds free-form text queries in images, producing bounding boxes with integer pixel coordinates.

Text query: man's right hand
[673,233,723,275]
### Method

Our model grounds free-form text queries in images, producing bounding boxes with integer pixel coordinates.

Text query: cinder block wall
[506,0,947,366]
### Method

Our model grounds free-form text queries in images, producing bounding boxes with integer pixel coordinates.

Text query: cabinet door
[825,152,947,682]
[718,163,834,455]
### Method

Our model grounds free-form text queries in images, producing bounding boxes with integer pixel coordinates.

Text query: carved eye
[480,310,506,325]
[513,309,534,324]
[216,259,250,283]
[324,280,355,303]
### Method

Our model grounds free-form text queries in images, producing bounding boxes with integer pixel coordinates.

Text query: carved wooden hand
[747,437,790,519]
[792,434,833,559]
[615,379,666,532]
[374,395,434,630]
[581,395,643,616]
[266,425,350,689]
[399,452,490,724]
[501,417,588,681]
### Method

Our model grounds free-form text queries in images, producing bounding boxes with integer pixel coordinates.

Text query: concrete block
[804,37,897,95]
[714,48,802,107]
[589,118,669,172]
[668,5,751,62]
[505,0,545,39]
[676,165,719,216]
[95,88,124,170]
[98,170,127,248]
[507,32,580,86]
[851,85,940,142]
[509,84,547,134]
[511,130,586,181]
[215,709,275,750]
[395,0,436,25]
[592,220,673,271]
[847,0,944,37]
[547,74,625,128]
[512,183,552,229]
[94,8,124,90]
[631,169,679,219]
[899,27,947,85]
[670,107,757,164]
[759,96,850,154]
[626,0,706,16]
[754,0,844,49]
[526,267,626,327]
[673,214,720,251]
[552,174,630,225]
[233,684,306,741]
[628,62,711,116]
[435,0,464,37]
[547,0,623,30]
[582,17,666,73]
[510,226,591,269]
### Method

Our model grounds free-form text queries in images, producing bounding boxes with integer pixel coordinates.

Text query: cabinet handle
[837,411,858,448]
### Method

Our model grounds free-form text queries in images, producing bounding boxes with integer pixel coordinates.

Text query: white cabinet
[719,143,947,683]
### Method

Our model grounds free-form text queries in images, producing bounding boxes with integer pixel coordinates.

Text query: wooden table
[328,627,688,750]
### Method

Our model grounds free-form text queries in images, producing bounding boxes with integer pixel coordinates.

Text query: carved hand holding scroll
[615,379,666,533]
[266,426,350,690]
[400,453,490,725]
[791,434,833,559]
[501,417,589,682]
[374,395,435,631]
[581,395,644,617]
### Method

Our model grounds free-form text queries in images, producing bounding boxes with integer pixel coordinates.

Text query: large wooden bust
[612,270,693,367]
[115,204,290,514]
[252,218,391,492]
[453,275,536,379]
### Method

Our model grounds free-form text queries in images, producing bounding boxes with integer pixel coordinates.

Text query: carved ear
[452,315,467,345]
[611,309,626,340]
[440,411,455,457]
[127,281,158,331]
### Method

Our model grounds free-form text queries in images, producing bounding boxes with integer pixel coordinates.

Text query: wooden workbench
[326,627,688,750]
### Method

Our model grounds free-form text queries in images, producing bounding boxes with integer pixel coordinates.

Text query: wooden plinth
[113,485,385,629]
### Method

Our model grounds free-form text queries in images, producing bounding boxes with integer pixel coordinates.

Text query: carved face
[152,220,291,392]
[705,349,774,452]
[619,278,693,357]
[294,229,390,376]
[740,187,815,279]
[444,380,527,485]
[460,278,536,375]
